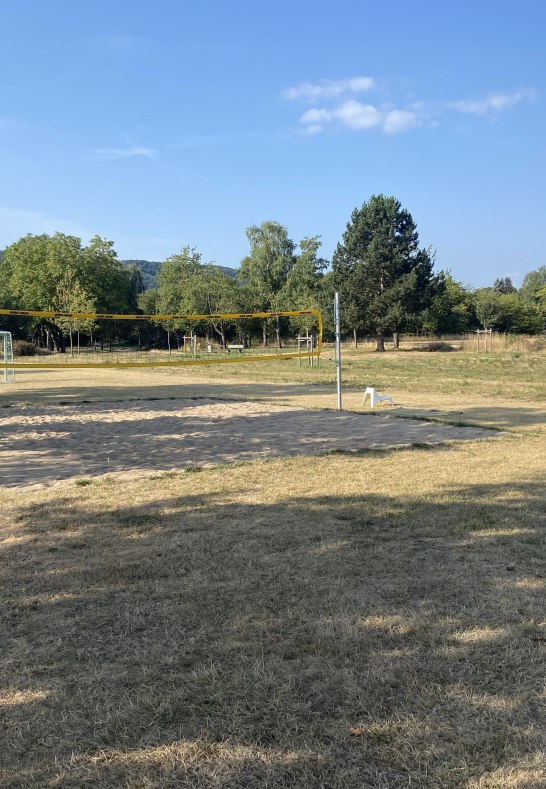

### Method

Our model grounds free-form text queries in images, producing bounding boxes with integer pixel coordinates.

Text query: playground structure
[475,328,493,352]
[182,333,197,357]
[296,332,319,366]
[0,308,322,369]
[0,331,15,383]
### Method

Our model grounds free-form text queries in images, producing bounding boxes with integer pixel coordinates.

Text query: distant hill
[121,259,238,290]
[121,260,162,290]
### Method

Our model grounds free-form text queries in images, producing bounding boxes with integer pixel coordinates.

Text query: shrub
[13,340,38,356]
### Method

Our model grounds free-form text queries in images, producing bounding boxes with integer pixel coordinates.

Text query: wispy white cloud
[298,100,421,135]
[286,75,422,135]
[335,101,383,130]
[283,76,375,102]
[301,124,324,136]
[94,145,157,161]
[382,109,421,134]
[450,90,535,116]
[299,108,333,126]
[289,77,535,136]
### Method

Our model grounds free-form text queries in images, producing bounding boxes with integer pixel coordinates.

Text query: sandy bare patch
[1,398,498,488]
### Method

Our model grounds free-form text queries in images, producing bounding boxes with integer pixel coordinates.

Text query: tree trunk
[262,321,268,346]
[275,316,282,349]
[69,332,74,357]
[393,331,399,349]
[375,334,385,352]
[212,321,226,349]
[353,328,358,348]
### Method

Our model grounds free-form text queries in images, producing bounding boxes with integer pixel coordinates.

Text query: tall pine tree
[333,195,438,350]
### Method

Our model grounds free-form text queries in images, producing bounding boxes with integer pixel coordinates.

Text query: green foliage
[2,233,80,310]
[474,288,543,333]
[191,264,239,347]
[2,233,132,316]
[1,218,544,349]
[120,259,237,290]
[121,259,162,290]
[495,293,543,333]
[332,195,438,348]
[53,271,96,355]
[156,246,239,347]
[240,221,296,311]
[81,236,131,313]
[137,288,160,314]
[284,236,326,304]
[493,277,516,294]
[534,285,546,321]
[284,236,327,334]
[421,272,475,334]
[125,265,144,311]
[239,221,297,346]
[474,289,502,329]
[520,266,546,301]
[1,233,142,348]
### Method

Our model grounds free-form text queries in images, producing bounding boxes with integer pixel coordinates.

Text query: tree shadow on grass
[454,406,546,431]
[2,477,545,787]
[378,405,544,433]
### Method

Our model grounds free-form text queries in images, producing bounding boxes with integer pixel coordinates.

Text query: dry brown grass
[382,334,546,354]
[4,346,545,410]
[1,356,545,787]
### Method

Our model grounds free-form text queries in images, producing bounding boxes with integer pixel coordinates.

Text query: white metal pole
[334,292,342,410]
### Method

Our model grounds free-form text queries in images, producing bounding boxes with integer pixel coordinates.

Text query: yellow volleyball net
[0,308,322,369]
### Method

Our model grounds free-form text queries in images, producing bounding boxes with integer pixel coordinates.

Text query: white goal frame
[0,331,15,382]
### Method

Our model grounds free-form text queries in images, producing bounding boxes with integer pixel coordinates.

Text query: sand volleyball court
[1,398,498,488]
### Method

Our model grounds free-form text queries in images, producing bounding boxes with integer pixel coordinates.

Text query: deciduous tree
[240,221,296,346]
[520,266,546,301]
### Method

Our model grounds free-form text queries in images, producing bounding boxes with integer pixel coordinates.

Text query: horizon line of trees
[1,195,545,354]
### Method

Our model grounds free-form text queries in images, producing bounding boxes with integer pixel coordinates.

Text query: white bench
[226,344,244,353]
[362,386,394,408]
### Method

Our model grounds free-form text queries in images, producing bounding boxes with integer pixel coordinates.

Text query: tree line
[1,195,545,353]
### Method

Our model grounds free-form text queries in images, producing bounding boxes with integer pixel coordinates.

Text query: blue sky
[1,0,544,286]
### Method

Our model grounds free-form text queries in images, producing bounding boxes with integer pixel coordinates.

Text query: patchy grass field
[4,347,546,408]
[1,350,545,787]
